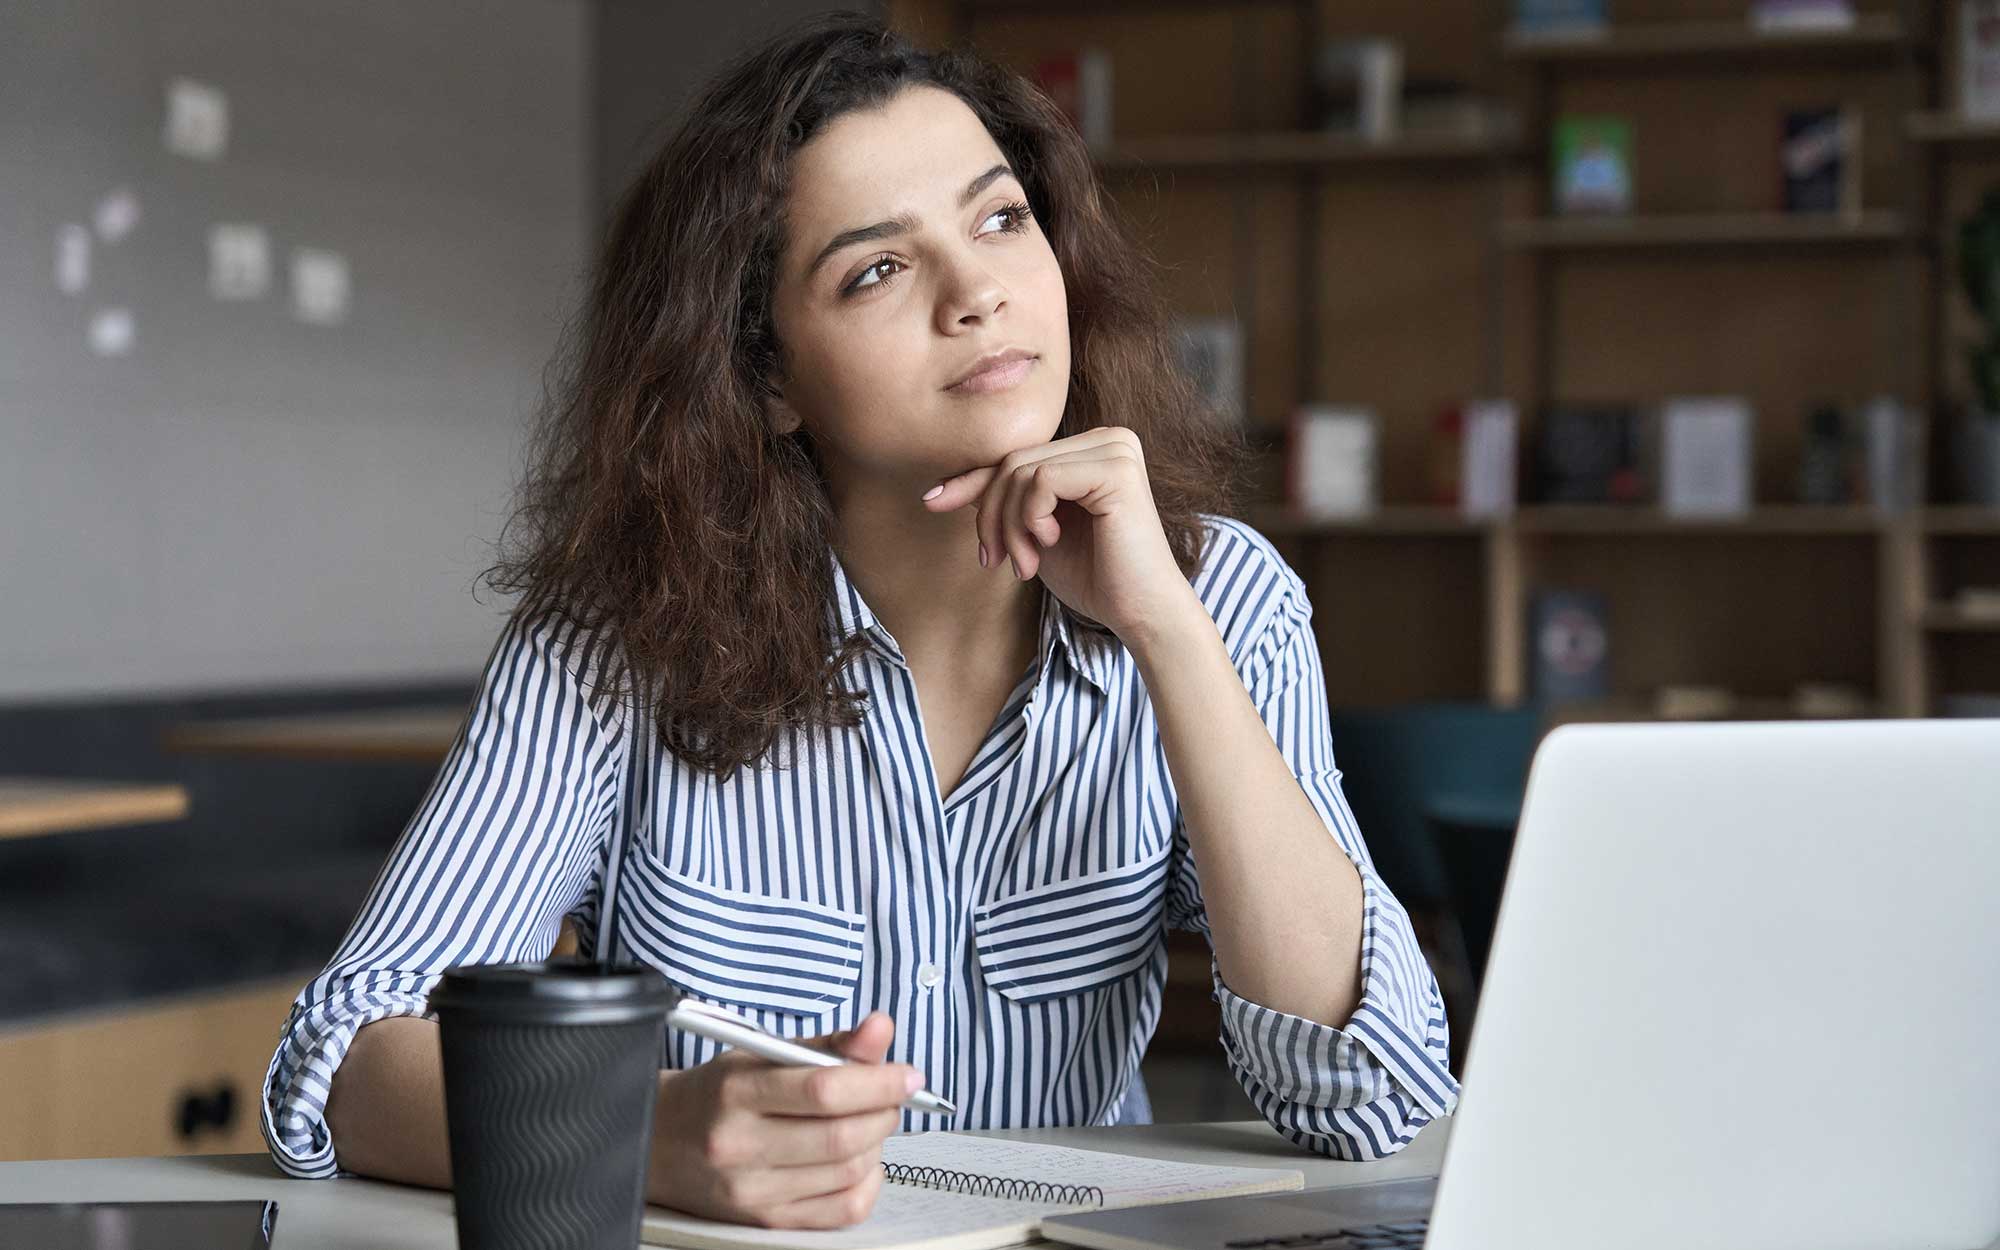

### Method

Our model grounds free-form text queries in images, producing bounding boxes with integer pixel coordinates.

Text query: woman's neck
[831,489,1043,675]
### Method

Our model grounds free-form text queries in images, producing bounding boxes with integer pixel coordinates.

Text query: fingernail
[922,483,943,501]
[905,1070,924,1095]
[977,542,988,568]
[1010,557,1022,580]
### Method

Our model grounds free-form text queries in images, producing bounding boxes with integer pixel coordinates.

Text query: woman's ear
[765,390,804,437]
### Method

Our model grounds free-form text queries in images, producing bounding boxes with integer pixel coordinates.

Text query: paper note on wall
[88,308,134,357]
[164,77,229,160]
[290,248,350,325]
[209,224,271,299]
[94,187,140,242]
[55,224,90,294]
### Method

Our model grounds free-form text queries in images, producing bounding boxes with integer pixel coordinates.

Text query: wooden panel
[1275,533,1490,706]
[4,976,307,1162]
[1314,178,1493,502]
[195,981,309,1156]
[0,1029,58,1160]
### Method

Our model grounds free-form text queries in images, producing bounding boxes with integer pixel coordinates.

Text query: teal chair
[1326,702,1542,1071]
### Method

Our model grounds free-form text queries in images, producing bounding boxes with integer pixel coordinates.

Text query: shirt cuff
[1213,867,1458,1122]
[261,975,440,1179]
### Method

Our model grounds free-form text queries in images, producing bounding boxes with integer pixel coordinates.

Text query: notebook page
[881,1132,1305,1207]
[642,1182,1045,1250]
[639,1133,1305,1250]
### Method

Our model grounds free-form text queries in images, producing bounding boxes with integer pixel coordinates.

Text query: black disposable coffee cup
[428,957,679,1250]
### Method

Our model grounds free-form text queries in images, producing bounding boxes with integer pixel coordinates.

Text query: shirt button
[917,962,942,989]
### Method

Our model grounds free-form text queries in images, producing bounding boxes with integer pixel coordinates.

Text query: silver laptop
[1045,721,2000,1250]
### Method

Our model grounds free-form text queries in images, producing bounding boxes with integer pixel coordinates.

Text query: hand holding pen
[645,1008,945,1229]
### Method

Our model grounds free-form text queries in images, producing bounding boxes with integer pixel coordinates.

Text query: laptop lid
[1425,720,2000,1250]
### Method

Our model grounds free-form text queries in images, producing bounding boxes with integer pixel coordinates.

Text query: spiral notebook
[640,1132,1305,1250]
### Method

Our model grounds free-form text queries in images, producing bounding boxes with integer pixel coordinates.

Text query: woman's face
[766,84,1071,499]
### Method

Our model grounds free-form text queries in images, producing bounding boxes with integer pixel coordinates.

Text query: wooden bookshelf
[891,0,1989,719]
[1500,13,1908,64]
[1501,211,1911,251]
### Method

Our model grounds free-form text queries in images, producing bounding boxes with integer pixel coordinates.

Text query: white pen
[667,996,958,1116]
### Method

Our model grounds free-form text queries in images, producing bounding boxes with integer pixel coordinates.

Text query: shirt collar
[825,546,1110,696]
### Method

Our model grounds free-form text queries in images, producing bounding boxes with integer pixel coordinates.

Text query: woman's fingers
[760,1161,886,1230]
[732,1057,922,1117]
[727,1141,884,1213]
[918,427,1137,573]
[1002,450,1127,579]
[749,1106,902,1167]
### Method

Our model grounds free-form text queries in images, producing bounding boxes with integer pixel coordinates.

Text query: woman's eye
[980,200,1032,236]
[845,257,901,295]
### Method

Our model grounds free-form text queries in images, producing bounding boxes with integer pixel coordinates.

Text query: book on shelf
[1532,402,1649,505]
[1748,0,1857,31]
[1659,396,1755,519]
[1170,316,1244,427]
[640,1133,1304,1250]
[1032,49,1113,151]
[1863,395,1917,512]
[1315,38,1402,140]
[1966,1,2000,122]
[1530,589,1611,704]
[1552,116,1634,215]
[1780,106,1861,215]
[1288,404,1380,518]
[1458,399,1519,518]
[1510,0,1609,38]
[1798,401,1859,506]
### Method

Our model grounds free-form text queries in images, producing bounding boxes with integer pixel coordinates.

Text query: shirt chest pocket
[973,843,1171,1004]
[620,849,866,1022]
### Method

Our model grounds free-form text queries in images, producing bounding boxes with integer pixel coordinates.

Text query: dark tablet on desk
[0,1199,278,1247]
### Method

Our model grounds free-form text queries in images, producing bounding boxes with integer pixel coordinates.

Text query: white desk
[0,1119,1451,1250]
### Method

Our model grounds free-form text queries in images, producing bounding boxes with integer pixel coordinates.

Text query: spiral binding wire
[881,1162,1105,1208]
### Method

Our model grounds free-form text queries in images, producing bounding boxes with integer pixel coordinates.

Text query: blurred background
[4,0,1997,1160]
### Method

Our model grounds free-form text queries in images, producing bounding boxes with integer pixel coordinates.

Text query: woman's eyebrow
[804,163,1017,281]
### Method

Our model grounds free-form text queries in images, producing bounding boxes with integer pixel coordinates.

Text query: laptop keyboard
[1225,1220,1429,1250]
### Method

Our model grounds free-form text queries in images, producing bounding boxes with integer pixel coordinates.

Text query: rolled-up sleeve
[1165,571,1460,1160]
[260,610,627,1178]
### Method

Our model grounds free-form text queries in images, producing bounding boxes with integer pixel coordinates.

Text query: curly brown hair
[478,9,1255,778]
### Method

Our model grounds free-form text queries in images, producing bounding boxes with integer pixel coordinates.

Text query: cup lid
[428,957,680,1024]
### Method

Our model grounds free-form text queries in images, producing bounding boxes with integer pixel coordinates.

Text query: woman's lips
[946,355,1035,395]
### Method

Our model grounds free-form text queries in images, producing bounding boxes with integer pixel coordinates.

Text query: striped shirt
[261,514,1460,1179]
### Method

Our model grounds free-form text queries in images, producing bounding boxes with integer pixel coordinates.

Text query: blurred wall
[592,0,874,224]
[0,2,594,700]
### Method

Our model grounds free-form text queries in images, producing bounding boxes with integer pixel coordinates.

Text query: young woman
[261,10,1457,1230]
